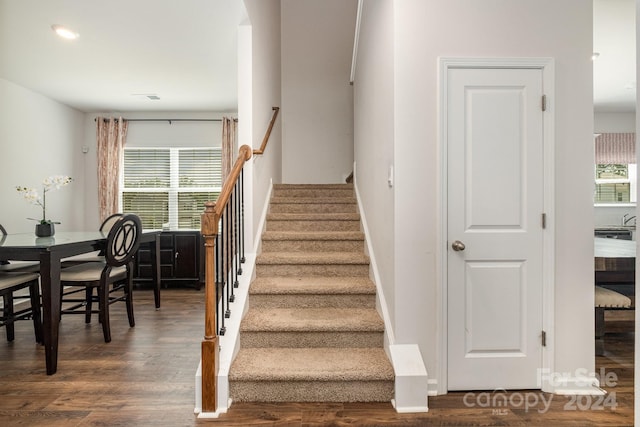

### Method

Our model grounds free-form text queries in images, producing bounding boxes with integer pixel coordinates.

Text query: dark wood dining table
[594,237,635,285]
[0,230,161,375]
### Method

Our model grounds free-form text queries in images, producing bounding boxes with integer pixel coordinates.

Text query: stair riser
[261,240,363,252]
[241,331,384,348]
[272,189,354,198]
[270,203,358,213]
[230,380,394,403]
[249,294,376,309]
[267,220,360,232]
[256,264,369,277]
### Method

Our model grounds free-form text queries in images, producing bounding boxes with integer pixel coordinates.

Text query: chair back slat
[100,213,125,234]
[105,214,141,267]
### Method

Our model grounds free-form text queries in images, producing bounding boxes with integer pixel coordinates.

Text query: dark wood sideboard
[135,230,203,289]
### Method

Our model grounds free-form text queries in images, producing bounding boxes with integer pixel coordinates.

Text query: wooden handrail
[212,145,253,220]
[253,107,280,155]
[200,143,252,413]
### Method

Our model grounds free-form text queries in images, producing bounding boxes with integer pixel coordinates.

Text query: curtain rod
[94,118,237,124]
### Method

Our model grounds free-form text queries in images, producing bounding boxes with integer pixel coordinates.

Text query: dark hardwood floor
[0,287,633,426]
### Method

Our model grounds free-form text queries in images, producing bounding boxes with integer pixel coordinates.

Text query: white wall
[353,0,396,331]
[80,111,227,230]
[595,112,635,132]
[0,78,84,233]
[281,0,357,184]
[243,0,282,247]
[354,0,594,393]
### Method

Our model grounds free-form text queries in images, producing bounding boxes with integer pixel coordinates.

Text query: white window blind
[122,148,221,229]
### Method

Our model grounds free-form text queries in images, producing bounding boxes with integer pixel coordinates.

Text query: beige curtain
[221,117,237,181]
[96,117,128,223]
[595,133,636,164]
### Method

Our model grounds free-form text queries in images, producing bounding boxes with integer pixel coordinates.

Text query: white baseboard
[428,379,439,396]
[546,377,606,395]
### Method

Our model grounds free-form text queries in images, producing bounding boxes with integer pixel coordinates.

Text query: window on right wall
[594,133,636,205]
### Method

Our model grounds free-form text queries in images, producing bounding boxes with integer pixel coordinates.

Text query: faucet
[622,214,636,225]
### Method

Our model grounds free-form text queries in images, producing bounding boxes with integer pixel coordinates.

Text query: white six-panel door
[447,67,544,390]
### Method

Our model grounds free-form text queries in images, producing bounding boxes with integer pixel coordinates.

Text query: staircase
[228,183,394,402]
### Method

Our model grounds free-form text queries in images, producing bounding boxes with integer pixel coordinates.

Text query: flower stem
[42,188,46,223]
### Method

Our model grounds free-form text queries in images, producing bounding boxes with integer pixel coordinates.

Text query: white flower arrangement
[16,175,73,224]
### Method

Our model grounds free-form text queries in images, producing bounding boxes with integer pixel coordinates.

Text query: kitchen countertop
[595,225,636,231]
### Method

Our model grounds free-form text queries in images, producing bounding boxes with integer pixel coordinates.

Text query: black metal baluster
[239,169,245,268]
[233,181,239,288]
[216,230,226,336]
[225,203,232,316]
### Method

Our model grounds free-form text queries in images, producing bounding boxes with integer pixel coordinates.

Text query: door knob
[451,240,466,252]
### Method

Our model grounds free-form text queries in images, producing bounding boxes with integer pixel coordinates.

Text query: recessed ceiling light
[591,52,600,61]
[51,25,79,40]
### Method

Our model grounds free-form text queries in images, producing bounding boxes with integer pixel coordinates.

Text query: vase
[35,223,55,237]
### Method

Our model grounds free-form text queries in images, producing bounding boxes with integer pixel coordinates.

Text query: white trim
[353,162,396,346]
[349,0,363,84]
[389,344,429,413]
[538,368,604,396]
[437,57,556,395]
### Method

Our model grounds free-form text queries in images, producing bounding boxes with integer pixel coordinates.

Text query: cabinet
[135,230,203,289]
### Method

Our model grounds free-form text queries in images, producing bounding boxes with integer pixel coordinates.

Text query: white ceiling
[0,1,635,114]
[0,0,247,113]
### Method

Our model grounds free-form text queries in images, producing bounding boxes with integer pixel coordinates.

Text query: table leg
[39,252,61,375]
[151,234,161,309]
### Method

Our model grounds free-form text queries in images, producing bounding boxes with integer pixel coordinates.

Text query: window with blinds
[594,163,636,204]
[122,148,221,229]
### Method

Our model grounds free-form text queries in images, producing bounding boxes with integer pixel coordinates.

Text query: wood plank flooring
[0,287,633,426]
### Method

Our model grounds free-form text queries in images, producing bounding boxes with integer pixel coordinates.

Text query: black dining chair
[0,271,43,343]
[62,213,125,266]
[60,213,126,323]
[59,214,142,342]
[0,223,43,343]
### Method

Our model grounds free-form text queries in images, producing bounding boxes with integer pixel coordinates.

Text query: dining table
[594,237,635,285]
[0,230,161,375]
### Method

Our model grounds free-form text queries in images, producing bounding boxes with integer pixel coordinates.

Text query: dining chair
[59,214,142,342]
[62,213,125,265]
[0,224,40,273]
[0,271,43,343]
[60,213,125,322]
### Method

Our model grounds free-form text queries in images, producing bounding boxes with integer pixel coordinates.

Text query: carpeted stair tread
[241,307,384,332]
[257,252,369,265]
[272,185,355,199]
[267,212,361,221]
[228,183,393,404]
[229,347,393,382]
[261,231,364,241]
[273,184,354,189]
[250,276,375,295]
[270,196,357,204]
